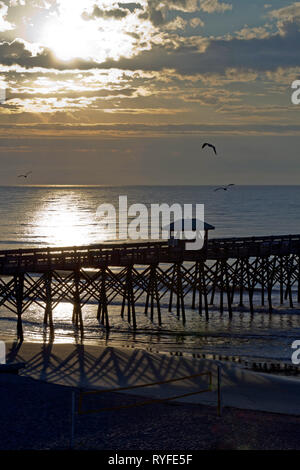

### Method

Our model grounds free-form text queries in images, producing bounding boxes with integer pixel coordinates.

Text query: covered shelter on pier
[165,219,215,251]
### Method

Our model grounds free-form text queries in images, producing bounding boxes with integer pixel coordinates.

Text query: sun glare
[32,193,108,247]
[40,0,135,62]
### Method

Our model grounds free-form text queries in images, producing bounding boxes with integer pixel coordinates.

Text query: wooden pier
[1,234,300,341]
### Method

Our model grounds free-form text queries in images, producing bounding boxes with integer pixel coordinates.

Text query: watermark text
[96,196,205,250]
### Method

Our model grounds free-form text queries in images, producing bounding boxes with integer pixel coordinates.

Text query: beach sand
[5,340,300,415]
[2,341,300,449]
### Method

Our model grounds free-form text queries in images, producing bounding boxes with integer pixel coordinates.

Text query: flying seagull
[214,184,235,192]
[202,142,217,155]
[18,171,32,179]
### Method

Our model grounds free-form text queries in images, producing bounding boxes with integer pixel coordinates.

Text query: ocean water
[1,185,300,363]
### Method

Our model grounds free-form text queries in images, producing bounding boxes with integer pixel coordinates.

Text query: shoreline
[2,330,300,378]
[0,330,300,380]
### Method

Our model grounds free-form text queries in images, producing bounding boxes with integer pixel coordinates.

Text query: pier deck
[0,234,299,273]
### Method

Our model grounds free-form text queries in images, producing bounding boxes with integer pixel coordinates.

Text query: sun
[39,0,135,62]
[40,1,101,61]
[42,20,88,61]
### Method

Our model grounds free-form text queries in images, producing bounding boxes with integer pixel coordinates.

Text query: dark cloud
[117,3,143,12]
[82,5,130,21]
[138,0,199,27]
[97,19,300,74]
[82,1,144,21]
[139,5,164,27]
[0,39,58,67]
[137,0,228,26]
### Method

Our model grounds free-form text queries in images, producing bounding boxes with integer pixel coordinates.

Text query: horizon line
[1,184,300,188]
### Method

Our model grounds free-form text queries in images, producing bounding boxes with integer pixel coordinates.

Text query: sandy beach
[1,340,300,450]
[5,340,300,415]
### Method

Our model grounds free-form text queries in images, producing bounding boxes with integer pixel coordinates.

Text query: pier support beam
[266,257,276,314]
[15,274,24,342]
[224,260,233,319]
[144,264,161,326]
[43,272,53,330]
[191,261,209,320]
[239,259,244,307]
[261,257,266,306]
[246,259,255,315]
[97,267,110,329]
[168,263,185,324]
[210,260,219,306]
[72,270,83,334]
[121,265,137,329]
[284,256,294,308]
[191,262,199,310]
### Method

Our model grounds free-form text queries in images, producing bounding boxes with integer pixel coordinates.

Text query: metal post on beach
[217,364,222,417]
[70,391,76,449]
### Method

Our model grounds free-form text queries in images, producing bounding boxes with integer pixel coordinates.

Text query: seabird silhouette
[18,171,32,179]
[202,142,217,155]
[214,184,235,192]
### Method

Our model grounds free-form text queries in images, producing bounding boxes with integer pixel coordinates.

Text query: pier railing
[0,241,169,273]
[206,234,300,259]
[0,234,300,273]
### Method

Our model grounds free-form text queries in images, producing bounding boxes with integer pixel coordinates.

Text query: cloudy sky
[0,0,299,185]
